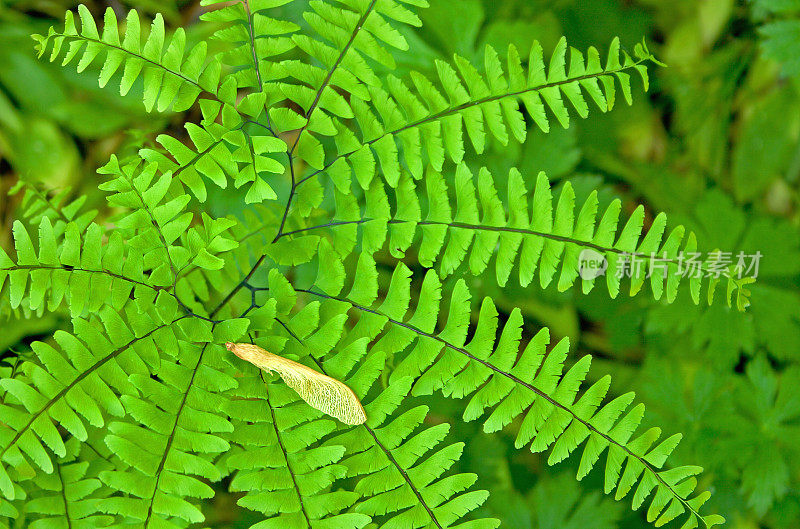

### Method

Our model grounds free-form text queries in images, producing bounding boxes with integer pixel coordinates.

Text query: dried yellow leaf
[226,342,367,425]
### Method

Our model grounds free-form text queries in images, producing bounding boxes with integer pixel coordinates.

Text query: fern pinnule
[0,496,18,529]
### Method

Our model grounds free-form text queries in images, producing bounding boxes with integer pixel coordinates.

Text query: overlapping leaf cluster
[0,1,749,529]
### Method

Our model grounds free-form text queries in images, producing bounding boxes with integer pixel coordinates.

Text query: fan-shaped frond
[2,2,744,528]
[287,258,725,529]
[32,5,223,112]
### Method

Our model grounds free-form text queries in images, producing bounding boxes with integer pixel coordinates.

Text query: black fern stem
[210,254,267,317]
[275,0,379,242]
[263,380,315,528]
[143,341,211,528]
[56,464,73,529]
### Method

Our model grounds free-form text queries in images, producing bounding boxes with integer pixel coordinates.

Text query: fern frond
[223,369,370,529]
[97,155,240,291]
[335,395,497,529]
[201,0,301,90]
[1,219,166,316]
[10,2,743,528]
[9,180,97,236]
[32,5,222,112]
[292,36,655,185]
[288,259,725,529]
[285,0,426,160]
[97,338,236,527]
[140,107,285,204]
[220,267,498,529]
[24,459,114,529]
[286,164,753,310]
[0,309,179,499]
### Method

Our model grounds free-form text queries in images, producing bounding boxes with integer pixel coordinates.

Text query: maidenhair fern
[0,1,754,528]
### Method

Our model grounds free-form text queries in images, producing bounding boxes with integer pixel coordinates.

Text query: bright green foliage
[97,342,235,527]
[224,377,372,529]
[286,255,722,529]
[32,5,221,112]
[224,332,494,529]
[754,0,800,79]
[25,451,115,529]
[2,219,150,317]
[292,34,655,192]
[0,1,756,529]
[311,163,752,308]
[9,180,97,236]
[0,306,176,499]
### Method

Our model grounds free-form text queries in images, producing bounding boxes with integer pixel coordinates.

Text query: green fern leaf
[7,3,750,529]
[228,265,499,529]
[0,309,176,499]
[33,5,222,112]
[289,36,655,197]
[288,261,725,529]
[283,165,753,309]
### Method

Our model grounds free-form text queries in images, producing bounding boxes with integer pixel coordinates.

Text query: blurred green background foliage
[1,1,799,528]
